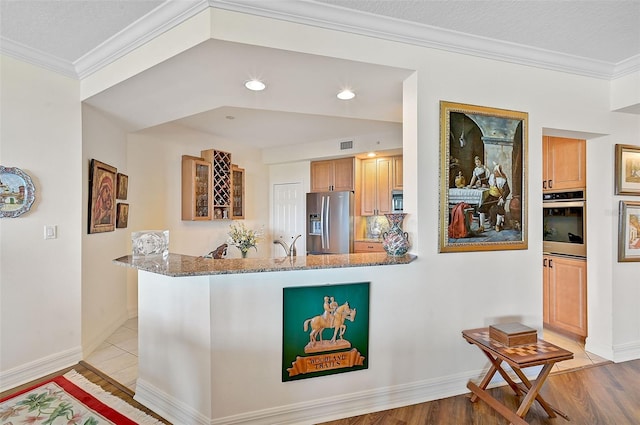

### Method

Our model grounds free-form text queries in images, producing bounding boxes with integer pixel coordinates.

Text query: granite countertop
[113,252,417,277]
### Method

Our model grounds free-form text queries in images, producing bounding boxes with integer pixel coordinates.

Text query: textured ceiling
[1,0,638,68]
[316,0,640,63]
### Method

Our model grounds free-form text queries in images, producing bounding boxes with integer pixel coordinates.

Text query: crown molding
[210,0,622,80]
[1,0,634,81]
[74,0,210,79]
[0,37,77,78]
[612,54,640,79]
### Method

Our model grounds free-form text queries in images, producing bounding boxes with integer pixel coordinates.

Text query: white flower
[227,222,263,253]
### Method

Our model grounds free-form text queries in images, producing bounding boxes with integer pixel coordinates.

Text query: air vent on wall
[340,140,353,150]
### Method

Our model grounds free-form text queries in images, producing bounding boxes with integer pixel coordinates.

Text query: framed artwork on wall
[615,144,640,195]
[116,173,128,200]
[282,282,369,382]
[88,159,117,234]
[116,203,129,228]
[439,101,528,253]
[618,200,640,262]
[0,166,36,218]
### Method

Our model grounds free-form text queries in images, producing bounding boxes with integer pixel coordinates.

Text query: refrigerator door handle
[325,195,330,249]
[320,195,326,249]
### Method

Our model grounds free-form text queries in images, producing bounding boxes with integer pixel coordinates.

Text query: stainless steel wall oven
[543,190,586,257]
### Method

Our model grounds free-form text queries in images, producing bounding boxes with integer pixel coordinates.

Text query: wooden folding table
[462,328,574,425]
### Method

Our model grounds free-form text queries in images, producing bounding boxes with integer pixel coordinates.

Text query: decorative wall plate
[0,166,36,218]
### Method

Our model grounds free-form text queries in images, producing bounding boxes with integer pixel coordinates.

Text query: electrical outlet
[44,225,57,240]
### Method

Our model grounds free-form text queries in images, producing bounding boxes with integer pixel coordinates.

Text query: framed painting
[116,203,129,228]
[282,282,369,382]
[0,166,36,218]
[618,201,640,262]
[116,173,128,200]
[439,101,528,253]
[88,159,117,234]
[615,144,640,195]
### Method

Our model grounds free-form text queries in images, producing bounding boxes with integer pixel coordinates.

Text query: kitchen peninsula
[113,252,416,424]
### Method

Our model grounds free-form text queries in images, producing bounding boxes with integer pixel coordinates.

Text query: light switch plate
[44,225,57,240]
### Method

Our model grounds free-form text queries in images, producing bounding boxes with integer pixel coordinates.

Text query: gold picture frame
[614,144,640,195]
[88,159,117,234]
[439,101,528,253]
[116,203,129,228]
[618,200,640,262]
[116,173,128,200]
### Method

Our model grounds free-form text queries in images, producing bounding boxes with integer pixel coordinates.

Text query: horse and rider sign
[282,282,369,382]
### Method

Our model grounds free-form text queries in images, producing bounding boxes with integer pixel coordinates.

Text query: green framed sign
[282,282,370,382]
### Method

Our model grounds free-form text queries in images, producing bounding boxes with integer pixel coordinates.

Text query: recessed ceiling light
[245,79,266,91]
[337,89,355,100]
[367,152,377,157]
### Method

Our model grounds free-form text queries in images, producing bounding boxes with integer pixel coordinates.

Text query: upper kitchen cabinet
[181,155,212,221]
[392,155,403,190]
[231,164,245,220]
[543,136,586,192]
[310,157,356,192]
[361,157,392,216]
[201,149,232,219]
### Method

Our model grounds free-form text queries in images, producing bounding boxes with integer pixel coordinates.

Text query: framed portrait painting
[618,201,640,262]
[88,159,117,234]
[615,144,640,195]
[439,101,528,253]
[116,203,129,228]
[116,173,128,200]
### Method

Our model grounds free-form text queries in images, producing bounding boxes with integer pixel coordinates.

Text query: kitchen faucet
[274,235,301,258]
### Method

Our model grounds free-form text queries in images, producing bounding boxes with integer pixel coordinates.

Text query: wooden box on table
[489,323,537,347]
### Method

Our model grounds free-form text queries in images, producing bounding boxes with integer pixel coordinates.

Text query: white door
[272,183,305,257]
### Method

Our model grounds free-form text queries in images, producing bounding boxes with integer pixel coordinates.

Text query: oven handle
[543,200,585,208]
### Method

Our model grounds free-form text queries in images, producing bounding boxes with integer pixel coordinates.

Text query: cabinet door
[231,165,245,219]
[310,160,334,192]
[376,157,392,215]
[543,255,551,324]
[547,256,587,337]
[361,157,392,216]
[361,159,378,216]
[332,157,355,192]
[181,155,212,220]
[392,156,403,190]
[544,136,586,192]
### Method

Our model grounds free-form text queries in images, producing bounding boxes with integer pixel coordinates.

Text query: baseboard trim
[0,346,82,392]
[135,370,483,425]
[613,340,640,363]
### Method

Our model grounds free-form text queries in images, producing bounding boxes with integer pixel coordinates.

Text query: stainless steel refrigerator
[306,191,354,254]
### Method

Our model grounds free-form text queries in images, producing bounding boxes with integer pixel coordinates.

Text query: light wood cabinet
[543,136,586,192]
[354,241,385,253]
[361,157,392,216]
[201,149,232,219]
[310,157,355,192]
[392,155,403,190]
[181,155,212,220]
[231,164,245,220]
[543,254,587,338]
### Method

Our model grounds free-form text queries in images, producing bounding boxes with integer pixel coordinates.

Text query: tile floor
[84,318,609,392]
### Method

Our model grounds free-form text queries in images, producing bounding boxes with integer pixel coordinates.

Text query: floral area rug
[0,370,164,424]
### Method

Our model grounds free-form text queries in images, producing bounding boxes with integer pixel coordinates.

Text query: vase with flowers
[227,222,263,258]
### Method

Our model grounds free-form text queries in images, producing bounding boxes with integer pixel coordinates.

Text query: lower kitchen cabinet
[543,254,587,339]
[354,241,385,253]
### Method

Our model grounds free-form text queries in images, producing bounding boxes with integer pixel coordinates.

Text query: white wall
[81,104,132,354]
[127,123,271,259]
[0,55,83,389]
